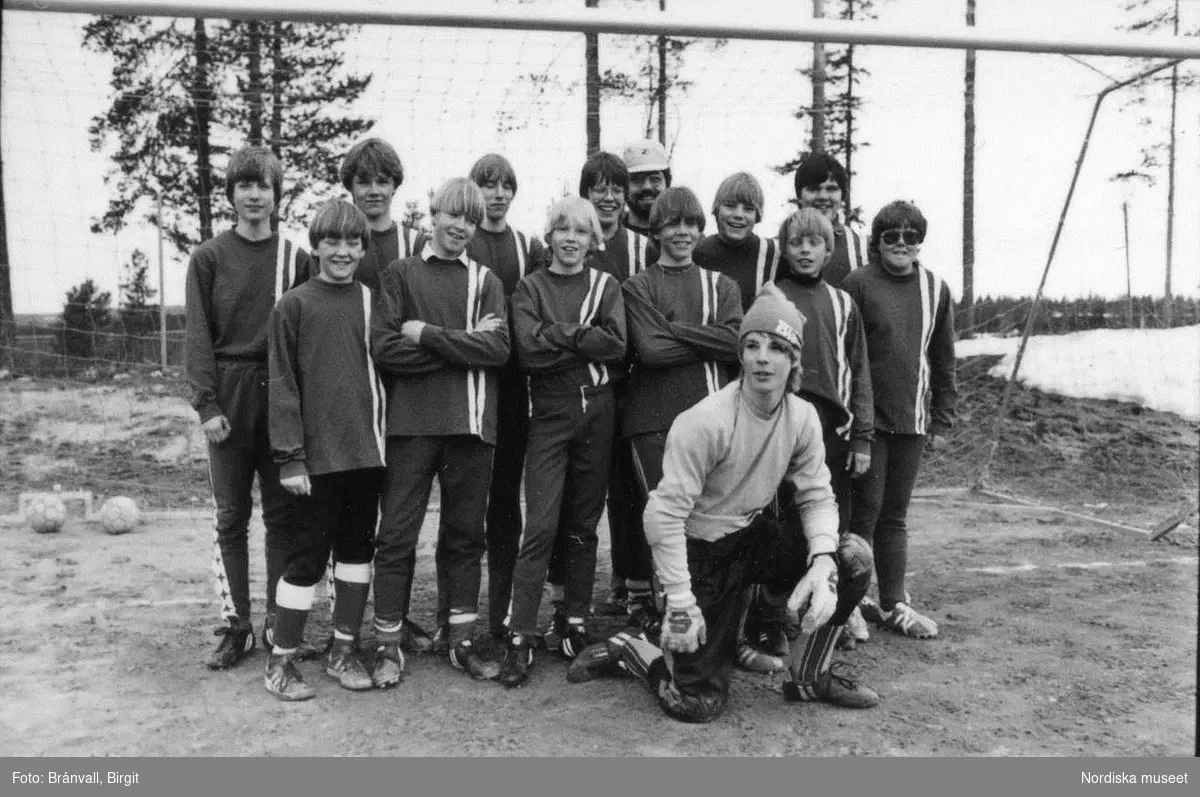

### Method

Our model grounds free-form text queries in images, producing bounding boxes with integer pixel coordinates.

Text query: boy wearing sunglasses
[841,201,956,641]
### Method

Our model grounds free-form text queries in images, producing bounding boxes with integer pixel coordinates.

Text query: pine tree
[59,279,112,360]
[775,0,877,218]
[84,16,372,255]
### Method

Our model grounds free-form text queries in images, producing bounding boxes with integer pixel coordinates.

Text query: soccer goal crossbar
[5,0,1200,60]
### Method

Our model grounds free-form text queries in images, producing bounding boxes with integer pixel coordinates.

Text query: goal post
[6,0,1200,59]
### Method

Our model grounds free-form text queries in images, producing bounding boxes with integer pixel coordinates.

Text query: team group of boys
[186,135,956,723]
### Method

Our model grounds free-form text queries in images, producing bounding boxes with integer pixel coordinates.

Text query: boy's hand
[201,415,231,444]
[847,451,871,477]
[400,320,426,342]
[280,474,311,496]
[788,554,838,634]
[475,313,504,334]
[661,593,706,654]
[926,434,947,452]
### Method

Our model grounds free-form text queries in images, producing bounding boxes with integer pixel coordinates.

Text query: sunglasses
[880,229,922,246]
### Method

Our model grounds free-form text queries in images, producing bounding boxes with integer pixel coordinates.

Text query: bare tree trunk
[270,22,285,157]
[1163,1,1178,326]
[843,0,856,209]
[585,0,600,155]
[192,19,214,243]
[0,155,13,371]
[811,0,826,153]
[1123,200,1133,328]
[246,22,264,146]
[657,0,667,145]
[963,0,976,335]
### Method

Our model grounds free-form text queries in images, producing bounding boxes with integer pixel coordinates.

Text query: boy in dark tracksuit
[693,172,781,314]
[340,138,416,293]
[186,146,313,671]
[843,200,956,641]
[464,154,545,642]
[264,201,387,701]
[498,197,627,687]
[622,187,743,628]
[773,207,874,651]
[370,178,510,683]
[578,152,651,618]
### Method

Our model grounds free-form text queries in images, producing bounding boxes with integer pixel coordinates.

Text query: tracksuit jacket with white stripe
[370,247,511,444]
[356,224,415,293]
[590,226,651,284]
[693,233,781,314]
[841,260,957,437]
[775,270,874,453]
[268,279,387,479]
[622,262,743,438]
[512,266,627,396]
[185,229,312,423]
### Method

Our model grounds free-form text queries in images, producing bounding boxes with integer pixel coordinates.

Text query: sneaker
[450,639,501,680]
[559,623,593,660]
[597,584,629,616]
[325,638,374,691]
[430,624,452,655]
[398,618,435,653]
[863,601,938,639]
[566,638,622,684]
[736,640,785,673]
[264,652,316,702]
[838,605,871,651]
[496,634,534,688]
[371,642,405,689]
[206,620,255,670]
[542,611,568,653]
[783,663,879,709]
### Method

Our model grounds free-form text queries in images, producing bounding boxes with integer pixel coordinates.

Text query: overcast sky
[2,0,1197,314]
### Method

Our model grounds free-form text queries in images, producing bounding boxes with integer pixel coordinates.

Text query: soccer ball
[98,496,140,535]
[26,495,67,534]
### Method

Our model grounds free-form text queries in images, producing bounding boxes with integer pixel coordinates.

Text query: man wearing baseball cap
[569,284,879,722]
[622,139,671,237]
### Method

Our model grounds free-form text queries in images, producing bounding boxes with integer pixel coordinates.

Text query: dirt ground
[0,376,1196,756]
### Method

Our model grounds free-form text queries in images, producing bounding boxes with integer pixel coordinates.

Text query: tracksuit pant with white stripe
[507,386,615,635]
[374,435,494,629]
[207,360,296,626]
[849,432,925,610]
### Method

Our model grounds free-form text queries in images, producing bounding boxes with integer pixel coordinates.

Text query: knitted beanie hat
[740,283,806,352]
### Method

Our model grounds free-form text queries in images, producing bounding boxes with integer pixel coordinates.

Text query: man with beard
[622,140,671,240]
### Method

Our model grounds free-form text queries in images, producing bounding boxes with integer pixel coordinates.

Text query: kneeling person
[265,201,387,701]
[580,285,878,722]
[500,198,627,686]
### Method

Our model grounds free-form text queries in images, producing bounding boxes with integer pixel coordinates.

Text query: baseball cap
[622,140,670,174]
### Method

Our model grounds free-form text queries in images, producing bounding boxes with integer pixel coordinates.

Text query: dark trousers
[207,361,296,624]
[485,367,529,635]
[281,468,383,587]
[605,398,642,588]
[654,515,867,723]
[849,431,925,609]
[806,396,854,536]
[621,431,667,583]
[508,387,615,634]
[374,435,493,628]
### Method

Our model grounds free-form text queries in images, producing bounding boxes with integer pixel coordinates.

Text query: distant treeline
[959,295,1200,337]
